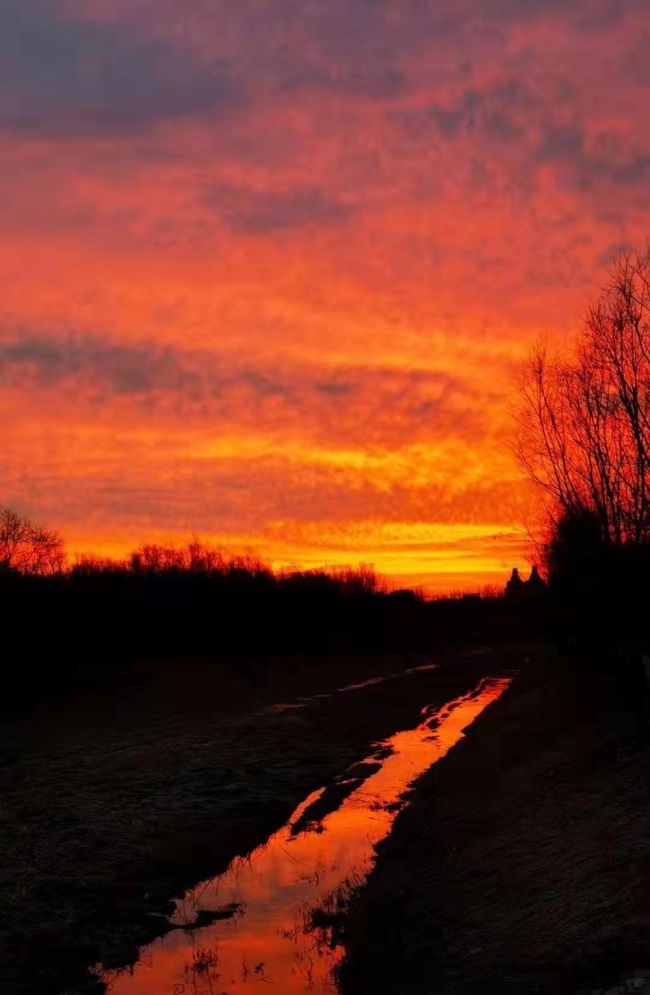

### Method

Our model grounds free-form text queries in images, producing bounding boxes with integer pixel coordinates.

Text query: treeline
[543,507,650,654]
[0,533,545,708]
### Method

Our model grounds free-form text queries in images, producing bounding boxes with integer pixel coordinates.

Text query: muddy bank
[340,646,650,994]
[2,649,495,995]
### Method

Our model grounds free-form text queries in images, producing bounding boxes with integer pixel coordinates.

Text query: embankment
[340,647,650,994]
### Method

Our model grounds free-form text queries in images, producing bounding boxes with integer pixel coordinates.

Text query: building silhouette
[505,565,546,600]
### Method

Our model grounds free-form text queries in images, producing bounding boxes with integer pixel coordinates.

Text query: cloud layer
[1,0,648,588]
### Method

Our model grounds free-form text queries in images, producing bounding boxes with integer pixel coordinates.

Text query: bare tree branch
[0,508,65,575]
[515,250,650,546]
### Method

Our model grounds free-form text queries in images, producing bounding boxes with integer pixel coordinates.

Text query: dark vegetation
[3,526,547,709]
[516,249,650,656]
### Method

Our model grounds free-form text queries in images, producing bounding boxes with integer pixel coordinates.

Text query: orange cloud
[0,0,648,589]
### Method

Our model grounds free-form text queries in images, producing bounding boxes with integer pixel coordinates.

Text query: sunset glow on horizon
[2,0,649,591]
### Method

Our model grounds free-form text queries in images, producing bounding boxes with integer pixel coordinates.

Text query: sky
[1,0,649,591]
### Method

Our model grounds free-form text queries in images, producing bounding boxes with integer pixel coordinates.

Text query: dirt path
[340,646,650,994]
[3,649,496,995]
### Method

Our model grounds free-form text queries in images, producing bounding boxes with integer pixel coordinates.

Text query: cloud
[538,123,584,162]
[0,421,521,536]
[208,184,354,233]
[0,0,243,135]
[0,0,640,144]
[0,334,197,394]
[0,0,648,588]
[395,78,533,146]
[533,119,650,199]
[0,330,481,449]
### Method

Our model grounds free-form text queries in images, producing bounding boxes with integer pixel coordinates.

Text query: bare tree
[129,540,228,575]
[516,248,650,545]
[0,507,65,575]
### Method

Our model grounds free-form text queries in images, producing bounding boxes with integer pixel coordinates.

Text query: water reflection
[99,676,509,995]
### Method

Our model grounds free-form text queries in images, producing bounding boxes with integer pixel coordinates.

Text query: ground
[2,648,492,995]
[9,643,650,995]
[340,647,650,994]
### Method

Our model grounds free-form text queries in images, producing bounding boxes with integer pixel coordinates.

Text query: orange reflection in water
[100,676,509,995]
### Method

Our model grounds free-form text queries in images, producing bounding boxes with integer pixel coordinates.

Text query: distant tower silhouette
[505,567,523,599]
[505,565,547,599]
[527,564,546,594]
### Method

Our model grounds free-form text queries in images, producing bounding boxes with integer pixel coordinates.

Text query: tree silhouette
[0,507,65,575]
[516,248,650,546]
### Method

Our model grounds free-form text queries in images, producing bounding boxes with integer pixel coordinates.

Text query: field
[4,648,500,994]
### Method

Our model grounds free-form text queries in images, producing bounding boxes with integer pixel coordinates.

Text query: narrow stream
[98,675,509,995]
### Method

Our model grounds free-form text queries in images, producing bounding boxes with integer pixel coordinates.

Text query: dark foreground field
[9,643,650,995]
[340,649,650,995]
[3,648,500,995]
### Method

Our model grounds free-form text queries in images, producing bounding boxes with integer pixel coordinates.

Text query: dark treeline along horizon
[0,508,543,708]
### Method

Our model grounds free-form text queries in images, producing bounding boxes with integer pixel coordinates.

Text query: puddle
[98,675,509,995]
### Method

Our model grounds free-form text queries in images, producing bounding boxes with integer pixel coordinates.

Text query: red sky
[1,0,649,591]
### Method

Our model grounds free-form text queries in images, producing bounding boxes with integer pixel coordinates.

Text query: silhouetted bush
[0,539,546,710]
[541,507,650,656]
